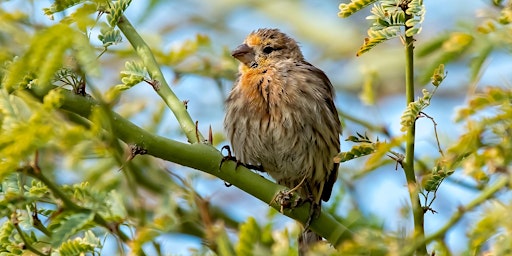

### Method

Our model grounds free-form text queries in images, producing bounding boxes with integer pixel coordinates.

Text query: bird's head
[231,28,303,69]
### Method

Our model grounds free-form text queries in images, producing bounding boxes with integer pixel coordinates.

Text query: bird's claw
[220,145,243,169]
[220,145,264,172]
[272,189,303,213]
[220,145,236,164]
[272,191,319,230]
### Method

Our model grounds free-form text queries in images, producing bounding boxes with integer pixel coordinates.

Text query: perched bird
[224,28,342,255]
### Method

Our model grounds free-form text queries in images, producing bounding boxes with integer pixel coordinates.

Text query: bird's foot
[273,189,303,213]
[272,176,307,213]
[219,145,264,172]
[220,145,236,167]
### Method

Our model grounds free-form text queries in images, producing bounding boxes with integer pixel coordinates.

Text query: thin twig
[419,111,444,157]
[31,205,51,237]
[11,213,48,256]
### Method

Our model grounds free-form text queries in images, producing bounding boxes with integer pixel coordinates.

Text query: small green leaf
[51,212,94,247]
[431,64,447,87]
[338,0,378,18]
[106,0,132,27]
[405,27,421,37]
[43,0,85,16]
[98,27,122,48]
[58,231,100,256]
[400,89,434,132]
[423,165,454,192]
[334,142,376,163]
[119,61,148,89]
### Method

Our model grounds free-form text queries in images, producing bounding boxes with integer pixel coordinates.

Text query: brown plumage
[224,28,342,255]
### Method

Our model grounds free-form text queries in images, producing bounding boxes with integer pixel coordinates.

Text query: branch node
[387,151,405,170]
[145,78,160,91]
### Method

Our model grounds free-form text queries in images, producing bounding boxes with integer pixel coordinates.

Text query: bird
[224,28,342,255]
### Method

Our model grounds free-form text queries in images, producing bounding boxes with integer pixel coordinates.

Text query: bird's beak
[231,43,255,67]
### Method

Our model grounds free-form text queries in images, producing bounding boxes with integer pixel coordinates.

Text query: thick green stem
[116,16,203,144]
[404,12,427,255]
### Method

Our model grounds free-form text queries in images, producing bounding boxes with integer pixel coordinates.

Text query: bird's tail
[298,228,322,256]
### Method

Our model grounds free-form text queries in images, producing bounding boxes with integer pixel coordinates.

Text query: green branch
[116,15,203,143]
[11,214,47,256]
[403,4,427,255]
[27,86,354,247]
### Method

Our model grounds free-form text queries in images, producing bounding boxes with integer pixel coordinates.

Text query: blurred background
[2,0,511,254]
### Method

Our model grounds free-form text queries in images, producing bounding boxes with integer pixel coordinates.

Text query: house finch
[224,28,341,254]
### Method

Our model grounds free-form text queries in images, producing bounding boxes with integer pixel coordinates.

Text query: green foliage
[422,163,454,192]
[2,23,98,93]
[43,0,86,17]
[338,0,378,18]
[334,134,376,164]
[469,200,512,254]
[449,87,512,181]
[235,217,277,255]
[339,0,425,56]
[0,90,87,179]
[400,86,438,132]
[403,0,424,37]
[236,217,260,255]
[430,63,447,87]
[120,61,148,88]
[57,230,101,256]
[336,133,406,178]
[98,27,123,48]
[106,0,132,27]
[51,212,95,247]
[0,221,21,255]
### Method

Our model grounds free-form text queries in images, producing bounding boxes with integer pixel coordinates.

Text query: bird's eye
[262,46,275,54]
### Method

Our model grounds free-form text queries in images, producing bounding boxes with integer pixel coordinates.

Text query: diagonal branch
[26,86,354,247]
[116,15,203,144]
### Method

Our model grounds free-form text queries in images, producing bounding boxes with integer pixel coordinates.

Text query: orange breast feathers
[238,66,274,107]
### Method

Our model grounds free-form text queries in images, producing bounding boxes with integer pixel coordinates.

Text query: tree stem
[403,11,428,255]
